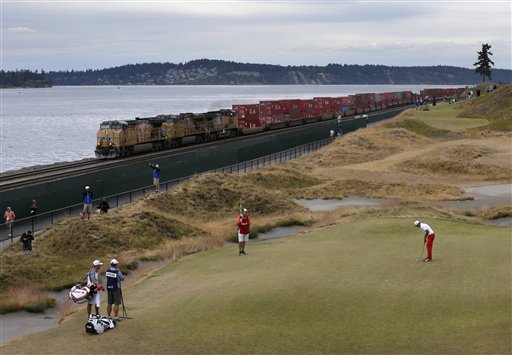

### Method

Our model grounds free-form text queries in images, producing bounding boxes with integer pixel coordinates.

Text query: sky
[1,0,511,71]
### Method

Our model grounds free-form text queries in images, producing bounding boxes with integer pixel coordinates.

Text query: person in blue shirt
[149,163,160,192]
[82,186,93,220]
[106,259,125,320]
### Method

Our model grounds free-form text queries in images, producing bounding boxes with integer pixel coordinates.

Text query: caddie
[106,258,125,320]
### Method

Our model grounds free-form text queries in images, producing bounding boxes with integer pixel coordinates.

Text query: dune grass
[2,217,510,354]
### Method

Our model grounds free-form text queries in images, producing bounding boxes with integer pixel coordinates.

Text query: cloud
[6,27,38,33]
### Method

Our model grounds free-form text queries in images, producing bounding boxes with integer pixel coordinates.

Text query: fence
[0,137,335,243]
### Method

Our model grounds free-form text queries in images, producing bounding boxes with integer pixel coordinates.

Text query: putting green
[3,217,510,354]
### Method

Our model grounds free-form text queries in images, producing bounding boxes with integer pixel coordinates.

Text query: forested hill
[47,59,512,85]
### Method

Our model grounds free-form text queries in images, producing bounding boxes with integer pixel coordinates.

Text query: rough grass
[302,127,432,167]
[0,286,56,314]
[148,172,305,218]
[458,84,512,123]
[2,218,510,354]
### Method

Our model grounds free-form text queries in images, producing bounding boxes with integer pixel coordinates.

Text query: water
[0,84,454,173]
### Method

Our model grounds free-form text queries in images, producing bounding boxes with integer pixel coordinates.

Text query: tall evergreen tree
[473,43,494,82]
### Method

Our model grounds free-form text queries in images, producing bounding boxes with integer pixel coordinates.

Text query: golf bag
[85,314,116,334]
[68,284,97,304]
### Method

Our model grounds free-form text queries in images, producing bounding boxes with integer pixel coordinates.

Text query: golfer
[236,208,251,256]
[106,259,125,320]
[414,220,436,262]
[86,260,104,318]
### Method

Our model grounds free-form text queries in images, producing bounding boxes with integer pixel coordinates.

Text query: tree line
[0,69,53,88]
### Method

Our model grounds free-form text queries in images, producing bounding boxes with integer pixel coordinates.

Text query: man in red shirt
[236,208,251,256]
[4,207,15,237]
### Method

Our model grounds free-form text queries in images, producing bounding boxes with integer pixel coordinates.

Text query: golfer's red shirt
[237,215,251,234]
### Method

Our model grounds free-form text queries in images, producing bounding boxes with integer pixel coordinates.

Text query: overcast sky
[1,0,511,71]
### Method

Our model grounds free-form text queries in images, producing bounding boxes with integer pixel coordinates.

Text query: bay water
[0,84,455,173]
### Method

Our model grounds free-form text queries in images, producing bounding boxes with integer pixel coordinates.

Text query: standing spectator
[236,208,251,256]
[82,186,93,220]
[30,200,38,216]
[414,220,436,262]
[149,163,160,192]
[4,206,15,237]
[96,198,110,214]
[30,199,38,234]
[26,230,34,251]
[106,259,125,320]
[20,231,30,251]
[86,260,104,318]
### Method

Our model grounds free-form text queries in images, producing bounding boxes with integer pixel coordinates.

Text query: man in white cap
[82,186,93,220]
[414,220,436,262]
[149,163,160,192]
[86,260,104,317]
[106,259,125,320]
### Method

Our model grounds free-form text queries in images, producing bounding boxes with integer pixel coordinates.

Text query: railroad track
[0,106,410,192]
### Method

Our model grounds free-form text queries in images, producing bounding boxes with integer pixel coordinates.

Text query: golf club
[416,241,425,262]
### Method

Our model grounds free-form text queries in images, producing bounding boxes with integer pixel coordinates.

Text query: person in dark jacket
[97,198,110,214]
[20,230,34,251]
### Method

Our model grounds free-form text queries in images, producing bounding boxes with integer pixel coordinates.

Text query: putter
[118,288,133,320]
[416,242,426,262]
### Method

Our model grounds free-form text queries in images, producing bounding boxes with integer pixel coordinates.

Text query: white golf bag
[85,314,116,334]
[68,284,96,304]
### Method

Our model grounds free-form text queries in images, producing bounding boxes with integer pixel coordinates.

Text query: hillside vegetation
[0,86,510,353]
[46,59,512,85]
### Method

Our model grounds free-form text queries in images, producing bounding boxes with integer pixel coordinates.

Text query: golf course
[1,84,511,354]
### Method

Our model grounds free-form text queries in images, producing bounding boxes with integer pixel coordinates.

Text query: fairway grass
[3,217,510,354]
[414,104,489,131]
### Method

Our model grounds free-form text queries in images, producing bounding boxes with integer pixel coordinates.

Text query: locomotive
[95,87,465,159]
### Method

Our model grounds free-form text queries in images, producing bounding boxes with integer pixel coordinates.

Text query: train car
[333,97,355,117]
[233,104,265,134]
[162,109,238,146]
[299,99,319,123]
[313,97,336,120]
[95,116,168,159]
[259,100,287,129]
[281,99,302,126]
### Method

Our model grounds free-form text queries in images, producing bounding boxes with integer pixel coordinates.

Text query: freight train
[95,87,465,158]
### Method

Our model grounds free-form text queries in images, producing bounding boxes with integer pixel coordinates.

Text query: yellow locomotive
[95,110,238,159]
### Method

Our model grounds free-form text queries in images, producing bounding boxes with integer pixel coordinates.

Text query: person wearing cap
[86,260,104,317]
[414,220,436,262]
[4,207,15,237]
[236,208,251,256]
[105,259,125,320]
[149,163,160,192]
[82,186,93,220]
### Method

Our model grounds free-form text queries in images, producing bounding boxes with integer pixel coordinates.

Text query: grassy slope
[2,217,510,354]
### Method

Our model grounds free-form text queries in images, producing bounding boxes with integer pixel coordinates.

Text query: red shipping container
[299,99,316,118]
[259,100,285,125]
[281,99,301,121]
